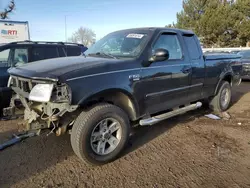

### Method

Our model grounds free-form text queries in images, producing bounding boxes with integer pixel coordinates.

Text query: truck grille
[11,76,34,93]
[9,76,47,96]
[12,79,29,92]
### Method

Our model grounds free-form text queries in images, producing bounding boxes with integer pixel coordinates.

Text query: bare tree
[0,0,15,19]
[68,27,96,47]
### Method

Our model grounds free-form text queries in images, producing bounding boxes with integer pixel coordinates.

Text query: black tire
[70,103,130,165]
[209,81,231,112]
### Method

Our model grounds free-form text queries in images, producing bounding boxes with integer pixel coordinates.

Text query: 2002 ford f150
[3,27,242,165]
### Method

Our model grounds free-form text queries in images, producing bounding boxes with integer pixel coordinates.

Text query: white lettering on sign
[126,34,144,39]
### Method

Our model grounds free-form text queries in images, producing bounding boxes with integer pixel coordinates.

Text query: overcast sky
[1,0,182,41]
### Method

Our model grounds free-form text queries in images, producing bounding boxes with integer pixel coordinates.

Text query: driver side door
[140,32,192,114]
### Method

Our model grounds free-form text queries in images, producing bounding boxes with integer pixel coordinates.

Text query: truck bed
[204,53,242,60]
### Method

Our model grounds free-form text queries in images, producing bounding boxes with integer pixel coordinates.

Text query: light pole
[65,15,67,42]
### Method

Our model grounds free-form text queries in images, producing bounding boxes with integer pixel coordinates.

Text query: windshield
[85,32,149,58]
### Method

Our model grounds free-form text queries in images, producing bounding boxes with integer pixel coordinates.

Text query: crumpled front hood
[8,56,115,80]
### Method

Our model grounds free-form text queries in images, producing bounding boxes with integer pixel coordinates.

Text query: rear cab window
[183,35,201,60]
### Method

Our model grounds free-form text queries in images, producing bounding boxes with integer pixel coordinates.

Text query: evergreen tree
[174,0,250,47]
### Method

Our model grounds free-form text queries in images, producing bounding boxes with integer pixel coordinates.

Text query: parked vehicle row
[3,27,242,165]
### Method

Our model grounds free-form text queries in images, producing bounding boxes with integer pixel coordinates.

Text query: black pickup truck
[4,28,242,165]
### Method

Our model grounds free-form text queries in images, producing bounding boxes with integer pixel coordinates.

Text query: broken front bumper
[5,76,78,134]
[4,95,78,134]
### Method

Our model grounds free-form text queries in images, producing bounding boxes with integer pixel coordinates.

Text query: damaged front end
[4,76,79,136]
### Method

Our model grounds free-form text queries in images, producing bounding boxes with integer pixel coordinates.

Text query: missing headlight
[51,84,72,103]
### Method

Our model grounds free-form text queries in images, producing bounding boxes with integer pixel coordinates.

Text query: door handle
[182,66,192,74]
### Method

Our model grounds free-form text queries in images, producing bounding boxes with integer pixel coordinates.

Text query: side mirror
[149,48,169,63]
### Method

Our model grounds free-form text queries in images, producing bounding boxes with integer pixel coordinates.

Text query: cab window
[153,34,182,60]
[183,35,201,60]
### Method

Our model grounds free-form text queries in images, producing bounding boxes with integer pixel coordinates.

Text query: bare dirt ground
[1,82,250,188]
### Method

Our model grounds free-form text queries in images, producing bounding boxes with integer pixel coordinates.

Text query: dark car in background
[238,50,250,80]
[0,41,88,114]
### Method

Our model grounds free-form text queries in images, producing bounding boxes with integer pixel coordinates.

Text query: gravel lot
[1,82,250,188]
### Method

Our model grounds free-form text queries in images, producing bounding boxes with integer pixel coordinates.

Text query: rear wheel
[70,103,130,165]
[209,81,231,112]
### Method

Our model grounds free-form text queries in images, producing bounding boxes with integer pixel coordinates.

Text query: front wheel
[209,81,232,112]
[70,103,130,165]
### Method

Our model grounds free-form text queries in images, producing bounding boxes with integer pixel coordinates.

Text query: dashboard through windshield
[84,31,149,59]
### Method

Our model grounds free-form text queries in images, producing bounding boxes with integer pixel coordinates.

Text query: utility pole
[64,15,67,42]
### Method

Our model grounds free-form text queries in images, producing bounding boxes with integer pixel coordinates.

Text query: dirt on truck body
[3,27,242,165]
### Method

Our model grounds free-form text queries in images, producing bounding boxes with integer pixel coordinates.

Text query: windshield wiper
[88,52,118,59]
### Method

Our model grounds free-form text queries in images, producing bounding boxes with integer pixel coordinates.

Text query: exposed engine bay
[4,76,79,136]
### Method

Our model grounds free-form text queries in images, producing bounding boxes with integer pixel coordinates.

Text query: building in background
[0,20,30,44]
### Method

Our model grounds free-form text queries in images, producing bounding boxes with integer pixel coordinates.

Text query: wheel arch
[214,72,233,95]
[78,88,139,121]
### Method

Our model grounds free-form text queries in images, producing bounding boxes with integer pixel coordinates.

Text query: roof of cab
[110,27,194,35]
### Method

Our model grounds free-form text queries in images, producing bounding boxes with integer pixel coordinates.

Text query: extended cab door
[141,32,192,114]
[183,34,205,101]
